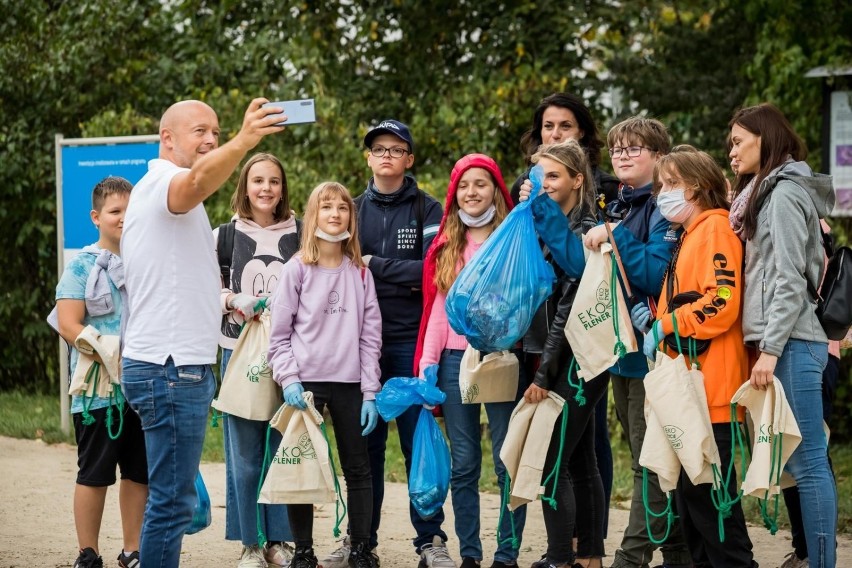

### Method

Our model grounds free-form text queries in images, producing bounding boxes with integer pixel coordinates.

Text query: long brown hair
[519,92,604,167]
[729,103,806,239]
[299,182,364,267]
[231,153,291,222]
[434,171,510,294]
[655,146,729,211]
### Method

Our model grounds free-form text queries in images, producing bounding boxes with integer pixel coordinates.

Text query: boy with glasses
[322,119,450,568]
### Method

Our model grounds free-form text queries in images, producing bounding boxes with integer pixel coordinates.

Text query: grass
[3,389,850,533]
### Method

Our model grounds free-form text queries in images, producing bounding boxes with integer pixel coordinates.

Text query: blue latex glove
[643,321,663,360]
[361,400,378,436]
[630,302,652,334]
[284,383,306,410]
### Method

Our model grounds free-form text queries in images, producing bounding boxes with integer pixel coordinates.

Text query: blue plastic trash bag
[185,471,212,535]
[409,406,451,520]
[446,165,555,351]
[376,365,446,422]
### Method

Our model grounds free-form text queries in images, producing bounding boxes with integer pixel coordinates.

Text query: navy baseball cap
[364,119,414,152]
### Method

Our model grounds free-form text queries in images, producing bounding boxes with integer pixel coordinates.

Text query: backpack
[217,218,302,286]
[807,228,852,340]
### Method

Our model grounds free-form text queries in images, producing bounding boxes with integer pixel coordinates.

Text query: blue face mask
[619,184,635,203]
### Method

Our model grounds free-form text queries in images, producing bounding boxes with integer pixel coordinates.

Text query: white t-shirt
[121,158,220,366]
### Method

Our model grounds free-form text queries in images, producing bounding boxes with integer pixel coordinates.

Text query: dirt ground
[0,436,849,568]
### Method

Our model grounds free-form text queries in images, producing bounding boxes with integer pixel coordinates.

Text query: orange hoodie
[656,209,747,423]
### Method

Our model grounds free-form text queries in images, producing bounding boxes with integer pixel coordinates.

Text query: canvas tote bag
[258,392,337,504]
[642,350,720,486]
[458,345,519,404]
[499,391,566,511]
[69,325,121,399]
[730,379,802,498]
[564,243,637,379]
[212,310,282,421]
[639,396,681,493]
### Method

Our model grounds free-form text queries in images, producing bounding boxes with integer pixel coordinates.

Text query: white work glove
[229,293,262,319]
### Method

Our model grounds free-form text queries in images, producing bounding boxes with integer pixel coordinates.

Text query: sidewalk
[1,436,848,567]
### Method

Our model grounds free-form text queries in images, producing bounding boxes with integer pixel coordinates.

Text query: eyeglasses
[609,146,653,158]
[370,145,410,159]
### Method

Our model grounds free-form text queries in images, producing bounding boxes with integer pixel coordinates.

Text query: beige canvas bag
[642,351,720,486]
[730,379,802,498]
[458,345,519,404]
[498,392,566,511]
[639,397,681,492]
[258,392,337,504]
[69,325,121,399]
[564,243,637,379]
[212,311,282,421]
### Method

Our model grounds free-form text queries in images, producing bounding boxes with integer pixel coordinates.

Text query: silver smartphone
[262,99,316,126]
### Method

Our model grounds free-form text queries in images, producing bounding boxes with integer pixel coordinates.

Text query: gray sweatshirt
[742,160,835,356]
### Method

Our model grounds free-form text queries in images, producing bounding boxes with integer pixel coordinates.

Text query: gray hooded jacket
[742,160,835,356]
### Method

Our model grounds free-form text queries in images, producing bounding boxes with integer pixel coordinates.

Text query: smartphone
[262,99,316,126]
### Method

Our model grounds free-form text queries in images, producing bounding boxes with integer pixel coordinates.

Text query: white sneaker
[779,551,808,568]
[239,545,268,568]
[418,536,457,568]
[321,536,351,568]
[265,542,295,568]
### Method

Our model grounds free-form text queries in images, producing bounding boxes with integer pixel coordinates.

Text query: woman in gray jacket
[728,103,837,568]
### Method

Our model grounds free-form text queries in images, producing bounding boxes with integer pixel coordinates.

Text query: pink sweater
[268,256,382,399]
[418,235,483,374]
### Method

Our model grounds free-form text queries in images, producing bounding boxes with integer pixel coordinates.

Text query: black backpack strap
[217,221,237,287]
[416,189,425,260]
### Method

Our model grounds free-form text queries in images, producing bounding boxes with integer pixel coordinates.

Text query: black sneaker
[292,547,320,568]
[348,542,378,568]
[460,558,480,568]
[73,548,104,568]
[117,550,140,568]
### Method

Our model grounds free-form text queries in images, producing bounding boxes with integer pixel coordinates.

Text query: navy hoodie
[355,175,442,343]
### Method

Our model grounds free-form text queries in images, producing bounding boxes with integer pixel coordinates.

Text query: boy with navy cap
[322,120,451,568]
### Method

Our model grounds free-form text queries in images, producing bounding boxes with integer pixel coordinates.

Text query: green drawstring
[80,363,101,426]
[257,423,274,548]
[565,358,586,407]
[496,474,519,549]
[105,385,125,440]
[759,429,784,535]
[540,402,569,510]
[610,254,627,359]
[321,422,348,537]
[210,409,220,428]
[642,467,676,544]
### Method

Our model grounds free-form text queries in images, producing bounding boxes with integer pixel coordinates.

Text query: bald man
[120,99,285,567]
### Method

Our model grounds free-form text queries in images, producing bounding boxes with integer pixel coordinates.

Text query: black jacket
[355,175,442,343]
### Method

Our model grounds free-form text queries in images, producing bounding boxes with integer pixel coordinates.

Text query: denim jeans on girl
[220,348,292,545]
[121,356,216,568]
[437,348,527,564]
[775,339,836,568]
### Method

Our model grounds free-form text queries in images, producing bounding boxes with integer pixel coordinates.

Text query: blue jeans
[121,356,216,568]
[437,349,526,563]
[775,339,836,568]
[366,340,447,552]
[221,348,292,545]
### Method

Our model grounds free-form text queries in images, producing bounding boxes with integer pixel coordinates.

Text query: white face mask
[458,204,496,228]
[657,189,695,224]
[315,228,351,242]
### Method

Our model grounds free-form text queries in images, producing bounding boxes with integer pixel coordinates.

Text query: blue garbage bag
[185,471,212,535]
[446,165,555,351]
[375,365,446,422]
[409,406,451,520]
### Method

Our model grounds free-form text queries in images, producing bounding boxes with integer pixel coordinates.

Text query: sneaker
[73,548,104,568]
[419,536,457,568]
[266,542,295,568]
[291,547,319,568]
[779,551,809,568]
[239,545,269,568]
[322,536,351,568]
[460,558,480,568]
[117,549,140,568]
[348,542,378,568]
[489,561,516,568]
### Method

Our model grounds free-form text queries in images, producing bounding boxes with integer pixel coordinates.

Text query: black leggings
[287,382,373,549]
[541,372,608,564]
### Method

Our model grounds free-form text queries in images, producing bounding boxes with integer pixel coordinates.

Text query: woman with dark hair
[511,92,618,204]
[729,103,837,568]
